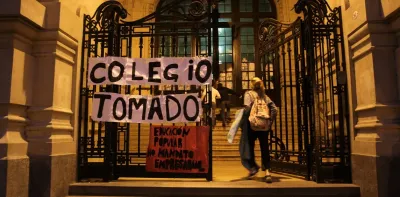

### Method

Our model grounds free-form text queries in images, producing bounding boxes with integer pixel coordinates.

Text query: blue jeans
[241,130,271,172]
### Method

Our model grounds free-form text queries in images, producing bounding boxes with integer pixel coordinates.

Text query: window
[199,36,209,57]
[259,0,272,12]
[240,27,256,90]
[158,36,172,57]
[177,34,192,57]
[218,21,233,89]
[156,0,194,92]
[219,0,232,13]
[240,0,253,12]
[215,0,276,95]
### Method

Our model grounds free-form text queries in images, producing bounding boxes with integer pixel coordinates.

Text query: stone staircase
[86,107,300,162]
[120,107,260,162]
[212,107,261,161]
[213,107,300,161]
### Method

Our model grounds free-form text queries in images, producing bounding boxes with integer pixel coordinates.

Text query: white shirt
[202,87,221,104]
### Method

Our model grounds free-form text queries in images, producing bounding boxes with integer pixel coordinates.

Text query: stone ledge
[354,103,400,131]
[27,106,73,128]
[27,140,75,156]
[348,22,394,46]
[0,15,42,41]
[353,134,400,156]
[39,1,82,42]
[0,104,29,158]
[68,180,360,197]
[0,0,46,28]
[381,1,400,19]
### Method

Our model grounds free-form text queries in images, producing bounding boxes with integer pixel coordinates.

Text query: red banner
[146,126,210,173]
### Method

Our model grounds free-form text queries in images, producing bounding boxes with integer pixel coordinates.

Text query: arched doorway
[76,0,351,184]
[153,0,277,103]
[216,0,277,105]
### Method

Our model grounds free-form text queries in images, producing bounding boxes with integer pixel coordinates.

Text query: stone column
[27,1,81,197]
[0,0,46,197]
[345,2,400,196]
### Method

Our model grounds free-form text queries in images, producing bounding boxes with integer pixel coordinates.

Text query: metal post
[104,19,119,183]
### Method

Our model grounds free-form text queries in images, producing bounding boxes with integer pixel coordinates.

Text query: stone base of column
[0,157,29,197]
[29,154,76,197]
[352,154,400,197]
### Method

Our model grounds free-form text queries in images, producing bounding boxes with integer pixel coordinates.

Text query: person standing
[217,83,240,127]
[239,77,278,183]
[201,81,221,128]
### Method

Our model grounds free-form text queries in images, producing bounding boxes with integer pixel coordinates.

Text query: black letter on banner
[128,98,147,120]
[183,95,199,121]
[164,64,178,82]
[195,60,212,83]
[166,95,181,121]
[90,63,106,84]
[131,62,144,80]
[94,94,112,118]
[154,127,159,137]
[108,61,124,83]
[188,60,194,80]
[148,97,163,120]
[149,62,161,83]
[113,97,126,121]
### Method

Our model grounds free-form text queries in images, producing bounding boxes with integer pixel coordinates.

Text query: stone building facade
[0,0,399,197]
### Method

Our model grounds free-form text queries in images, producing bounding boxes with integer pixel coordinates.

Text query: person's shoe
[247,168,259,178]
[265,175,272,183]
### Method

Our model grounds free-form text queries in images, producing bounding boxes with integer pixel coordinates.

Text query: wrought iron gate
[77,0,222,181]
[78,0,351,184]
[259,0,351,183]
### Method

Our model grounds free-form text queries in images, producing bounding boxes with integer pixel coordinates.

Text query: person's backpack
[248,92,271,131]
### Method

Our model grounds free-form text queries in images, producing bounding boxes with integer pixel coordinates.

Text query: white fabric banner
[91,93,202,123]
[88,56,213,85]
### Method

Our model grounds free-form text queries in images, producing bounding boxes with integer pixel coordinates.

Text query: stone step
[213,123,299,129]
[67,181,360,197]
[87,113,302,164]
[213,125,299,131]
[212,156,262,161]
[125,145,300,152]
[213,149,262,156]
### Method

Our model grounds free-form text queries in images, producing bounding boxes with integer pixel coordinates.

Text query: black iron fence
[77,0,351,184]
[259,0,351,183]
[77,0,220,181]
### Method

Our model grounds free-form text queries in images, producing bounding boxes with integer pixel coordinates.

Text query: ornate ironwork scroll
[294,0,330,25]
[258,18,294,55]
[121,0,210,25]
[85,0,128,31]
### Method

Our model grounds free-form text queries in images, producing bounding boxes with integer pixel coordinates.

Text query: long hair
[251,78,266,98]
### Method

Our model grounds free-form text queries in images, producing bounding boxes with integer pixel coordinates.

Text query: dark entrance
[260,0,352,183]
[77,0,224,181]
[77,0,352,184]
